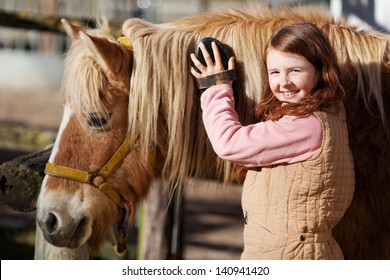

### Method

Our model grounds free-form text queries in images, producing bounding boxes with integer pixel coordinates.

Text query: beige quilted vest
[241,102,355,260]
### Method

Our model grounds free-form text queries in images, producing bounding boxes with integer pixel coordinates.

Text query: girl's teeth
[283,91,298,96]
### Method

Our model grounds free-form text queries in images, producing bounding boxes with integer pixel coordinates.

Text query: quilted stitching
[241,102,355,260]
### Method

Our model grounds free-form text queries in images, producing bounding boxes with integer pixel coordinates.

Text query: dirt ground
[0,88,243,260]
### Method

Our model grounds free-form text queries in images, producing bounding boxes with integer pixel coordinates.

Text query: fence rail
[0,10,95,33]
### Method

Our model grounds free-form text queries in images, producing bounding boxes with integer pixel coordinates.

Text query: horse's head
[36,19,156,256]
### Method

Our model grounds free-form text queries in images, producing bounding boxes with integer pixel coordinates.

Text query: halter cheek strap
[45,136,134,208]
[44,136,134,257]
[44,164,125,208]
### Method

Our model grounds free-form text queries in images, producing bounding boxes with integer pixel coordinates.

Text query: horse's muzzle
[37,211,89,248]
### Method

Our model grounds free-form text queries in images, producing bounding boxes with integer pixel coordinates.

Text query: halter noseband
[44,136,134,257]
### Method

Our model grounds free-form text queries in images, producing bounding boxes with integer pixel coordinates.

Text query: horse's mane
[120,6,390,188]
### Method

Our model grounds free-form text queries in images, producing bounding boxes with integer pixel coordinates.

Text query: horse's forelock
[62,30,130,120]
[63,44,108,118]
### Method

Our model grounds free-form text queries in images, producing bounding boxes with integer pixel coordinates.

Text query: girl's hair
[255,21,345,121]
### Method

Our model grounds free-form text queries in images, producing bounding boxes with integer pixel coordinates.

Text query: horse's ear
[61,19,81,40]
[78,31,114,73]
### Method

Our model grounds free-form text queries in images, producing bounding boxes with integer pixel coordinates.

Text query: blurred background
[0,0,389,260]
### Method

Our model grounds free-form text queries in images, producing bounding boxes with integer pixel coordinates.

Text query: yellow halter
[117,36,133,53]
[44,136,134,257]
[44,37,135,258]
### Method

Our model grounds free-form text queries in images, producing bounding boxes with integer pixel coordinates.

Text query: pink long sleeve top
[200,84,323,167]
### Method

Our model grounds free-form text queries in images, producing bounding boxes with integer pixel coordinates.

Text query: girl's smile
[280,90,300,98]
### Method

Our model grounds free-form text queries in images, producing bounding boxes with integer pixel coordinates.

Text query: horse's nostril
[45,212,59,234]
[71,216,89,242]
[79,216,88,227]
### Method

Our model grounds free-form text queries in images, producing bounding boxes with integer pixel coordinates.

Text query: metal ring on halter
[90,170,106,187]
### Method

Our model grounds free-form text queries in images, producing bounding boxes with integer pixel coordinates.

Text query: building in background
[0,0,330,53]
[331,0,389,33]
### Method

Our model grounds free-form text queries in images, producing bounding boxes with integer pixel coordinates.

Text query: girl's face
[266,48,319,104]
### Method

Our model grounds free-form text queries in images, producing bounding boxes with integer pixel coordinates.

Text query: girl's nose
[280,74,291,87]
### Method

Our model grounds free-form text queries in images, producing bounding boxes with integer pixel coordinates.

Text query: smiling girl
[190,22,355,259]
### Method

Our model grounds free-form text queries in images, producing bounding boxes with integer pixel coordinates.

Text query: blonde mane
[121,6,390,187]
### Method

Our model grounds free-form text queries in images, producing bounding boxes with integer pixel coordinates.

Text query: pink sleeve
[200,84,323,167]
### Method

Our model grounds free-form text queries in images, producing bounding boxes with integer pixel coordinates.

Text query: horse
[35,6,390,259]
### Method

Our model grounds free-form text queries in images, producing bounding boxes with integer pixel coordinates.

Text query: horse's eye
[87,113,112,128]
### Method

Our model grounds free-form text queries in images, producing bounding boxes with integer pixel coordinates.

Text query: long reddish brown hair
[255,21,345,121]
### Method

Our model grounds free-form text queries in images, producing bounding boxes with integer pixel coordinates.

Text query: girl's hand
[190,41,235,86]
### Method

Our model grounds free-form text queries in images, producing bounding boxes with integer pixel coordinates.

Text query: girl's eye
[87,113,112,128]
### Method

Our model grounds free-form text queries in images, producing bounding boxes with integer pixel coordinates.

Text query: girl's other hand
[190,41,235,86]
